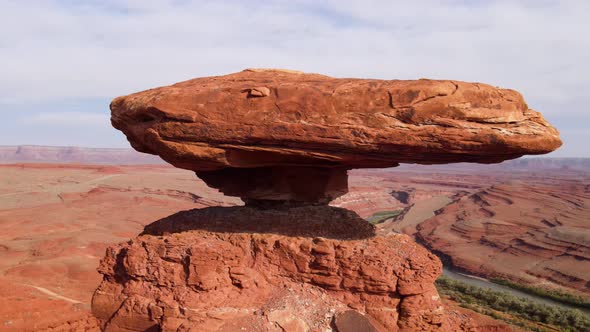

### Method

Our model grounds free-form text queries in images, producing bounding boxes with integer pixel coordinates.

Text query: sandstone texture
[110,69,561,203]
[111,69,561,170]
[92,206,458,332]
[2,162,577,331]
[0,277,100,331]
[417,179,590,294]
[0,164,236,332]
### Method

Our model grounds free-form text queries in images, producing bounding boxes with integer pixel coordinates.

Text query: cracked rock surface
[92,206,462,331]
[111,68,560,170]
[110,68,561,203]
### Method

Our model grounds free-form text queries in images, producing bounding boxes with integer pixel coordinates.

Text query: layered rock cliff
[417,181,590,293]
[92,206,460,331]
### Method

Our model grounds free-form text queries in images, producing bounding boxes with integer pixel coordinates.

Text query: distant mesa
[0,145,164,164]
[111,68,561,205]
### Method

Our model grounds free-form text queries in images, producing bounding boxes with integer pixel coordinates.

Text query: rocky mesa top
[111,68,561,171]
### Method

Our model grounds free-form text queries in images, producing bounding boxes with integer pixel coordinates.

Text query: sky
[0,0,588,157]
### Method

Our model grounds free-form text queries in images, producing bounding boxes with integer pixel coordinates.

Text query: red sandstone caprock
[110,69,561,204]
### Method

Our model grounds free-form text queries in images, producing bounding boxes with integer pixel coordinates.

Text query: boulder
[111,69,561,203]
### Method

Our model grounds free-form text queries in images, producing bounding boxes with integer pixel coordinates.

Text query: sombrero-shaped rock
[111,69,561,204]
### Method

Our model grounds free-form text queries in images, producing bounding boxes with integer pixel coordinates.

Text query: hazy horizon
[2,144,589,160]
[1,1,588,157]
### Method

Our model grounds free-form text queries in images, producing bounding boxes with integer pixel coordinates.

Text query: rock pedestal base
[92,206,462,331]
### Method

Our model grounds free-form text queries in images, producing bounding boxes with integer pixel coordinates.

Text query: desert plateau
[1,146,588,331]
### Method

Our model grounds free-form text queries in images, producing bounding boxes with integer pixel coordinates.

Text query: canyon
[1,157,588,331]
[2,159,587,331]
[0,162,495,331]
[416,169,590,294]
[0,69,571,331]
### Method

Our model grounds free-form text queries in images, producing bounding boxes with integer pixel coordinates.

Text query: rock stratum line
[110,69,560,205]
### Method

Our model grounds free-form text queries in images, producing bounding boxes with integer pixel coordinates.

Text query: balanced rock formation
[111,69,561,205]
[94,69,561,331]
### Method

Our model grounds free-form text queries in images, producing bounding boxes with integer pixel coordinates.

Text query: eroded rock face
[416,181,590,293]
[110,69,561,203]
[196,166,349,205]
[92,206,460,331]
[111,69,561,170]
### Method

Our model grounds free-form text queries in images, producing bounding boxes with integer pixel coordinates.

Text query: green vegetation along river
[371,200,590,317]
[442,267,590,316]
[371,200,590,315]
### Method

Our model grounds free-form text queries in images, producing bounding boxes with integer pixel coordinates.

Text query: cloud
[19,111,110,126]
[0,1,587,156]
[0,0,588,114]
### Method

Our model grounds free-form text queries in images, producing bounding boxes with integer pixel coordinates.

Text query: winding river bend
[442,267,590,315]
[370,201,590,316]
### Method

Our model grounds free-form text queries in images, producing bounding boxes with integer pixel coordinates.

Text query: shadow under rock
[142,205,376,240]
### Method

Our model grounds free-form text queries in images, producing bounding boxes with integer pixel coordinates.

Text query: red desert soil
[0,163,455,331]
[416,169,590,294]
[0,164,237,331]
[1,160,586,330]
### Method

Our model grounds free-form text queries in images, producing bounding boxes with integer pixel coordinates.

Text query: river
[374,201,590,315]
[442,267,590,315]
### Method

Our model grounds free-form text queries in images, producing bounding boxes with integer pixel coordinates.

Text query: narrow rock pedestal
[195,166,349,205]
[91,206,457,331]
